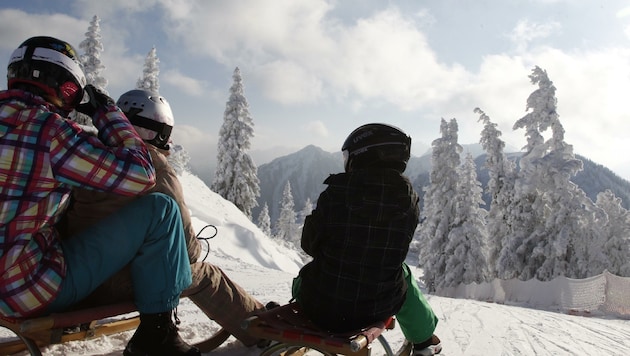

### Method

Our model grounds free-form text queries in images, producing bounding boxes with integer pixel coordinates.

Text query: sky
[2,1,630,181]
[2,170,629,355]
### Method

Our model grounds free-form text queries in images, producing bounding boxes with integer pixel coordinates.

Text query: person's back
[295,123,442,355]
[299,167,418,330]
[0,37,155,318]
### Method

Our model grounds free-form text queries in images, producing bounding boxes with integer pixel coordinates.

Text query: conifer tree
[256,203,272,238]
[419,118,462,292]
[211,67,260,219]
[442,153,489,288]
[168,144,192,175]
[298,197,313,226]
[79,15,108,91]
[73,14,107,125]
[476,108,516,279]
[596,190,630,276]
[499,66,605,280]
[136,47,160,93]
[275,181,298,245]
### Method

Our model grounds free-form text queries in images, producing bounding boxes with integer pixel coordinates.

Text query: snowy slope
[3,171,630,355]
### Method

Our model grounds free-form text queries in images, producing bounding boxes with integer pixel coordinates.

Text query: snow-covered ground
[3,171,630,355]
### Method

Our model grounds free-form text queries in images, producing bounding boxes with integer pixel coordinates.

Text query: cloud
[170,124,218,180]
[162,69,206,96]
[616,6,630,18]
[304,120,329,137]
[72,0,162,19]
[153,2,469,111]
[171,124,216,150]
[508,19,562,52]
[0,9,86,50]
[255,61,323,104]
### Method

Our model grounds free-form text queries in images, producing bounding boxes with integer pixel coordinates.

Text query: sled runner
[242,302,412,356]
[0,299,230,355]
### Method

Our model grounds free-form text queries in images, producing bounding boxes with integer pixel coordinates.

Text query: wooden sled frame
[0,299,230,355]
[242,302,412,356]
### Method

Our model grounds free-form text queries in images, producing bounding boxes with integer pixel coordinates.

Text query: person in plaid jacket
[0,36,199,356]
[294,123,442,356]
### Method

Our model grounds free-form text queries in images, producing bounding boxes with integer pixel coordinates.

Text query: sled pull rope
[196,224,218,262]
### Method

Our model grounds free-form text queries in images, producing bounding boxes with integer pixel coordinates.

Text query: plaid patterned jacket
[0,89,155,317]
[298,168,420,332]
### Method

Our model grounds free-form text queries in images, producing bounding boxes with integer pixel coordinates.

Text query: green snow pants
[396,262,438,343]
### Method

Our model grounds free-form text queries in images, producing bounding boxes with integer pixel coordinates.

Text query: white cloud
[508,19,562,52]
[155,2,469,111]
[171,124,216,150]
[162,69,206,97]
[0,9,86,50]
[170,124,218,180]
[255,61,323,104]
[304,120,329,137]
[616,6,630,18]
[72,0,162,19]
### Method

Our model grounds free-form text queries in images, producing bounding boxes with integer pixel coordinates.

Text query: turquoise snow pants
[47,193,192,314]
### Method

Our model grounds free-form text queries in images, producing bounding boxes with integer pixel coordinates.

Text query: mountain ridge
[254,144,630,223]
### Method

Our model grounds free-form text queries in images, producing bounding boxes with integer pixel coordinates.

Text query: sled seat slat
[1,297,231,356]
[242,302,395,355]
[0,301,140,355]
[9,301,137,334]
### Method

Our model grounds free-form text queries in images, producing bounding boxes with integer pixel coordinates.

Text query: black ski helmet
[7,36,86,112]
[341,123,411,172]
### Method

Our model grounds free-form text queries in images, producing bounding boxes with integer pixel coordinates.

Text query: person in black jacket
[294,123,442,356]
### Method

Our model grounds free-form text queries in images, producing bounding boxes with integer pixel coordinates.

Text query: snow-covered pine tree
[418,118,462,293]
[136,47,160,93]
[298,197,313,226]
[73,14,108,125]
[274,181,299,246]
[211,67,260,219]
[497,66,553,280]
[80,15,108,91]
[476,107,516,280]
[168,143,192,175]
[442,153,489,289]
[499,66,605,281]
[256,203,272,238]
[596,190,630,276]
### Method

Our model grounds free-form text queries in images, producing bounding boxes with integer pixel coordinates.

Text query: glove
[75,84,116,118]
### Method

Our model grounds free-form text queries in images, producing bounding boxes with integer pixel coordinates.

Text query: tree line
[415,67,630,293]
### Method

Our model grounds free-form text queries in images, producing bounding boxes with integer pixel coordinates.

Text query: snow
[3,171,630,355]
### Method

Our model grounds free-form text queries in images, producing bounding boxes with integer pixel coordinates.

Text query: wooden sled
[242,302,412,356]
[0,300,230,355]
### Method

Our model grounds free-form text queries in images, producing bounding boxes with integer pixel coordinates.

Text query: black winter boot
[123,311,200,356]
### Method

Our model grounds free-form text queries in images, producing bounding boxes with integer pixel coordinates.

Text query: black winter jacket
[298,168,420,332]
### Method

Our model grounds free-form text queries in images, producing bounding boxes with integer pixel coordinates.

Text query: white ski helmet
[116,89,174,150]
